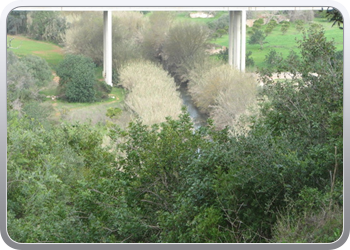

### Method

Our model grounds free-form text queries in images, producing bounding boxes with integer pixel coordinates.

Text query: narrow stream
[177,84,208,129]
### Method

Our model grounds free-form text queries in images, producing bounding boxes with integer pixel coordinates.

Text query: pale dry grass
[119,60,182,125]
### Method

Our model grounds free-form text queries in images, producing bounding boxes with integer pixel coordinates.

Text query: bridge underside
[14,7,323,84]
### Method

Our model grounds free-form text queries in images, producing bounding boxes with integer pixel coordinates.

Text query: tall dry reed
[119,60,182,125]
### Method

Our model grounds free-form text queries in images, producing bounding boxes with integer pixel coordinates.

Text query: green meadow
[7,35,64,68]
[209,17,344,68]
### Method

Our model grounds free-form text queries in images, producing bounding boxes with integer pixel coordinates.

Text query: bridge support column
[103,11,113,86]
[228,10,246,72]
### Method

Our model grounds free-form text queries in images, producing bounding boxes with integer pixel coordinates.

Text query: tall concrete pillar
[103,11,113,86]
[233,11,241,70]
[241,10,246,72]
[228,11,234,66]
[228,10,246,71]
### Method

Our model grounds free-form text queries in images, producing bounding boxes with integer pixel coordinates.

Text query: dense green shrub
[249,29,267,49]
[56,54,96,102]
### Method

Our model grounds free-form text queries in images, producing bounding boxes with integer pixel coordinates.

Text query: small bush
[280,21,291,35]
[106,107,122,119]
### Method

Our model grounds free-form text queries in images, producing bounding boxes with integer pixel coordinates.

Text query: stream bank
[177,82,208,129]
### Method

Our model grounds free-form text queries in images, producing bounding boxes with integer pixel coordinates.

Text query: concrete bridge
[14,7,323,86]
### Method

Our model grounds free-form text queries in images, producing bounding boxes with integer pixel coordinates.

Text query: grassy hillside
[7,35,64,68]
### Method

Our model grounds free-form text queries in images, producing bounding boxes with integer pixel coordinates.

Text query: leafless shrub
[65,12,145,70]
[162,22,211,82]
[119,60,182,125]
[142,11,175,62]
[288,10,314,22]
[65,12,104,64]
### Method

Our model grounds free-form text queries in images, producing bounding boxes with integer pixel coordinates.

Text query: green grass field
[214,18,343,68]
[7,35,65,68]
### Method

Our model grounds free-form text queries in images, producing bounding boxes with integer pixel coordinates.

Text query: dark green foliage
[6,50,18,65]
[245,51,255,68]
[56,54,96,103]
[105,111,230,242]
[323,7,343,29]
[28,11,68,44]
[7,11,28,35]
